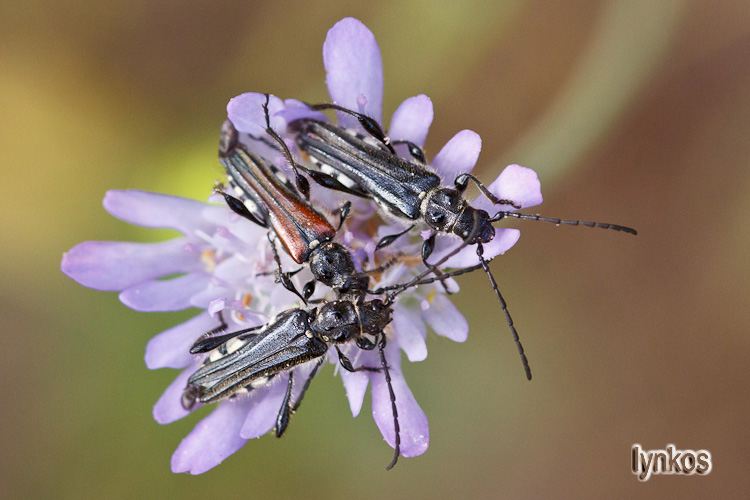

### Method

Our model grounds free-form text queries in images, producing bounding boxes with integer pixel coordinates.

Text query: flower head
[61,17,543,474]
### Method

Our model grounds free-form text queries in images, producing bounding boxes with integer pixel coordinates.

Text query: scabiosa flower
[60,17,544,475]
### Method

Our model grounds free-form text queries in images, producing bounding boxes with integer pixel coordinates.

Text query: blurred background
[2,0,749,498]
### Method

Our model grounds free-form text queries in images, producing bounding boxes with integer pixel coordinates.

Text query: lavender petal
[61,238,200,291]
[187,285,232,310]
[145,312,219,369]
[278,99,329,124]
[171,399,252,474]
[472,164,544,212]
[389,95,433,147]
[431,228,521,268]
[480,228,522,261]
[422,293,468,342]
[431,130,482,179]
[392,306,428,362]
[340,361,370,417]
[239,377,290,439]
[153,364,201,424]
[119,272,210,312]
[102,190,217,236]
[323,18,383,128]
[371,344,429,457]
[227,92,287,135]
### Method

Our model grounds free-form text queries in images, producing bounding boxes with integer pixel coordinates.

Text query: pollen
[200,249,218,273]
[242,293,253,308]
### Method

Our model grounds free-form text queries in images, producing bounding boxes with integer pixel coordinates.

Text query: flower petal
[422,294,468,342]
[211,255,259,287]
[323,18,383,128]
[154,364,200,424]
[171,399,252,474]
[389,95,433,147]
[371,345,429,457]
[119,272,210,312]
[103,190,217,236]
[340,361,370,417]
[61,238,200,291]
[480,228,521,261]
[428,228,520,268]
[145,312,218,369]
[392,306,427,362]
[227,92,287,135]
[223,215,270,249]
[239,377,289,439]
[473,164,543,212]
[277,99,329,124]
[431,130,482,179]
[290,361,320,404]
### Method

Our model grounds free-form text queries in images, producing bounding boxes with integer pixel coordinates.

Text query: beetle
[182,233,475,470]
[182,299,391,436]
[218,103,372,303]
[281,103,637,380]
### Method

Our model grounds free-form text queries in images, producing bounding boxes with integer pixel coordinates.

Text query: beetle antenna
[385,235,469,305]
[490,211,637,235]
[306,102,396,154]
[369,263,483,294]
[379,336,400,470]
[261,94,311,199]
[476,242,532,380]
[385,211,481,305]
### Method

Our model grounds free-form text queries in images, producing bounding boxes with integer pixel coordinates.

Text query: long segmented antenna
[385,211,482,305]
[306,102,396,155]
[261,94,311,198]
[356,216,480,471]
[379,336,400,470]
[490,211,637,235]
[369,263,483,294]
[361,255,403,276]
[476,242,531,380]
[381,211,533,380]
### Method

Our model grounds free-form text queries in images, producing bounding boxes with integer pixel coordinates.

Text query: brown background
[2,0,748,498]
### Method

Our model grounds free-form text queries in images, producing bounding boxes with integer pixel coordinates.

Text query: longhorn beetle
[182,221,480,470]
[219,97,380,303]
[281,103,638,380]
[182,299,391,441]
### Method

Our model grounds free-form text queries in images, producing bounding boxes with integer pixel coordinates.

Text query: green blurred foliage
[2,0,750,498]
